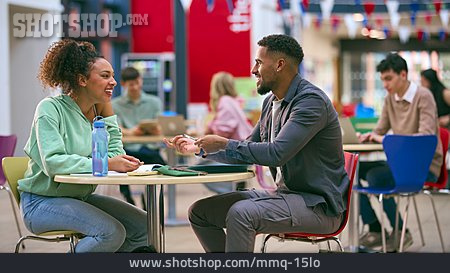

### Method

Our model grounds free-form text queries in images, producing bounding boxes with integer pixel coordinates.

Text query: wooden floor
[1,176,450,253]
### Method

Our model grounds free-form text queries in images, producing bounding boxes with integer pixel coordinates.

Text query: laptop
[339,117,361,144]
[157,115,186,136]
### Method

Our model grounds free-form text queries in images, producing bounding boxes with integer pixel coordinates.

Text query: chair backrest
[425,127,449,189]
[333,152,359,235]
[1,157,29,204]
[283,152,359,238]
[0,135,18,185]
[383,135,437,193]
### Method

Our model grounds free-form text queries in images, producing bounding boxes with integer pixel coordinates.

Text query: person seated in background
[201,71,253,194]
[358,53,443,252]
[421,68,450,129]
[111,67,166,206]
[18,39,151,252]
[164,34,348,253]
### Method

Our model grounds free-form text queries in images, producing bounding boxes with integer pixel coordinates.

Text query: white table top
[55,172,255,186]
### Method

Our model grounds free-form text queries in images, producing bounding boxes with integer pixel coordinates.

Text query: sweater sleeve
[34,115,92,177]
[417,91,439,135]
[103,115,126,157]
[374,96,391,135]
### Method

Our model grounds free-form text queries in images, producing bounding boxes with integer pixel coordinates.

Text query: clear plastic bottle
[92,119,108,176]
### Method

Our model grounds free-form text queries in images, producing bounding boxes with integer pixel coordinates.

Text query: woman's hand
[108,154,142,172]
[163,135,200,154]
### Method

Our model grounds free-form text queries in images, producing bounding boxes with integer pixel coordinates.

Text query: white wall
[1,0,62,155]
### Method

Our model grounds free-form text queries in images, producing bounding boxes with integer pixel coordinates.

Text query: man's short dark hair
[257,34,304,65]
[376,53,408,74]
[121,67,141,82]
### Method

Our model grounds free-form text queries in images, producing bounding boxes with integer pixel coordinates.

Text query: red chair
[0,135,24,242]
[261,152,359,252]
[413,127,449,252]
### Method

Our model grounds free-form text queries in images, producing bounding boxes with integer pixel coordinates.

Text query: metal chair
[355,135,438,253]
[0,135,24,243]
[2,157,82,253]
[261,152,359,252]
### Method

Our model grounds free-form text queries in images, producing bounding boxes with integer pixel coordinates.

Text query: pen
[183,134,198,141]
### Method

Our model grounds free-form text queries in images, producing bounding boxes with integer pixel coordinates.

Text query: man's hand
[358,132,383,143]
[194,135,228,154]
[163,135,200,154]
[108,154,142,172]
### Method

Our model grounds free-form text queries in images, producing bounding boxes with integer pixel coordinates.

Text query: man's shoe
[359,231,384,248]
[386,230,413,252]
[131,245,158,253]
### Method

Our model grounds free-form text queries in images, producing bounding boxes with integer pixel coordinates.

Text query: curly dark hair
[257,34,304,65]
[38,39,102,94]
[376,53,408,74]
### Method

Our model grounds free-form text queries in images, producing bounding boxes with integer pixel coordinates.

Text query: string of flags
[205,0,450,43]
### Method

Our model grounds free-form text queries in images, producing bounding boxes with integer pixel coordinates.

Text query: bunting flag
[226,0,234,13]
[331,15,341,32]
[302,0,309,11]
[390,11,401,30]
[441,9,449,28]
[363,2,375,18]
[206,0,214,13]
[344,14,357,39]
[410,0,420,26]
[434,1,442,14]
[314,14,322,29]
[386,0,399,16]
[438,28,447,41]
[302,12,312,28]
[320,0,334,21]
[417,28,424,40]
[180,0,193,12]
[383,26,391,38]
[398,26,411,43]
[425,12,433,25]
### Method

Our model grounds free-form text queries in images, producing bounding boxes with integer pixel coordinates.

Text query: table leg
[146,184,164,252]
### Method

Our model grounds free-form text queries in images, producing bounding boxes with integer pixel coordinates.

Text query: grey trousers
[188,189,343,252]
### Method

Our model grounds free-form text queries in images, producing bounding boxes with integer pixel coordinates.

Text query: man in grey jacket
[165,34,349,252]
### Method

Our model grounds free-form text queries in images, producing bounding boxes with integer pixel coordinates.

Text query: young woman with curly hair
[18,39,152,252]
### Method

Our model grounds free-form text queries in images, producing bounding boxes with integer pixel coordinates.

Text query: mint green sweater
[18,95,125,199]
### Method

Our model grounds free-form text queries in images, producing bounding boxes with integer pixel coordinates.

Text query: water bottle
[92,119,108,176]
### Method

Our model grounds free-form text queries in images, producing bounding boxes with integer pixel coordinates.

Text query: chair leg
[261,234,274,253]
[399,196,411,253]
[69,235,76,253]
[412,196,425,246]
[423,191,445,252]
[4,188,25,239]
[329,237,344,252]
[326,240,332,252]
[378,194,387,253]
[394,196,400,250]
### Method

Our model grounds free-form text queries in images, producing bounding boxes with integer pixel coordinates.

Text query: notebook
[157,115,186,136]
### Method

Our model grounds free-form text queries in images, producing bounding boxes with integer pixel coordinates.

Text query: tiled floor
[1,177,450,253]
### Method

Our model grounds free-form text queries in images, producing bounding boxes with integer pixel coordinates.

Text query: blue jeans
[20,192,148,252]
[359,161,438,230]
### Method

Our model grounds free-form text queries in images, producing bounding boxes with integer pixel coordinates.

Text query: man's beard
[257,84,271,95]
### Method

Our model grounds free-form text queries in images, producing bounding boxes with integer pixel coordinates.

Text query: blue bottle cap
[93,120,105,128]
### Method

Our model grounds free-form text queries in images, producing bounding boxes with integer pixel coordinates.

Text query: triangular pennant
[386,0,399,16]
[180,0,193,12]
[320,0,334,21]
[440,9,449,28]
[434,1,442,14]
[398,26,411,43]
[344,14,358,39]
[206,0,214,13]
[363,2,375,18]
[390,12,401,30]
[302,13,312,28]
